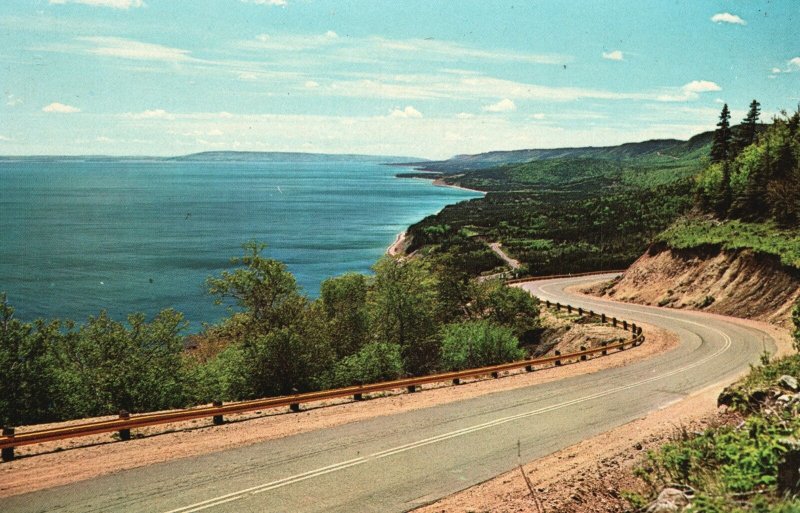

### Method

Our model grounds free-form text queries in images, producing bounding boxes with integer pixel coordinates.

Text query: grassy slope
[659,218,800,270]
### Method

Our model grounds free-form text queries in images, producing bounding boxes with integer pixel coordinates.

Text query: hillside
[405,131,713,174]
[401,130,711,277]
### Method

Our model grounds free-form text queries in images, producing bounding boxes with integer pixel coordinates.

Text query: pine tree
[710,104,732,163]
[734,99,761,153]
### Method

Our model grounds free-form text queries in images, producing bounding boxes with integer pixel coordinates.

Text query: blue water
[0,158,480,329]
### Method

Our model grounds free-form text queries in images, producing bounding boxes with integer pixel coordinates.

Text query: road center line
[163,299,733,513]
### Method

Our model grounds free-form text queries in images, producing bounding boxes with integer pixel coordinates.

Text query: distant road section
[489,242,522,269]
[0,275,777,513]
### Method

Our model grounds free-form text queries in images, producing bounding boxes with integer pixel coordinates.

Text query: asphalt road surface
[0,275,777,513]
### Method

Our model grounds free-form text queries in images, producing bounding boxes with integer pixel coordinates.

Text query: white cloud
[324,31,338,39]
[602,50,624,61]
[6,94,22,107]
[0,135,12,142]
[530,113,546,120]
[238,72,258,81]
[456,112,475,119]
[772,67,782,74]
[482,98,516,112]
[657,80,721,102]
[711,13,746,25]
[682,80,721,94]
[95,136,114,142]
[241,0,287,6]
[42,102,80,113]
[49,0,144,8]
[122,109,174,120]
[77,36,192,62]
[790,57,800,70]
[304,80,320,88]
[389,106,423,118]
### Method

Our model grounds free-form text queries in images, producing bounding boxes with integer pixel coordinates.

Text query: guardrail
[0,300,643,462]
[505,269,626,285]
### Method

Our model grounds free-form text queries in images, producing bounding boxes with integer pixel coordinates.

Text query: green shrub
[440,320,523,371]
[793,299,800,352]
[331,342,404,387]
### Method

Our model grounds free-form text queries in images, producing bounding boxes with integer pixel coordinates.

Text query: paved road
[1,275,777,513]
[488,242,522,270]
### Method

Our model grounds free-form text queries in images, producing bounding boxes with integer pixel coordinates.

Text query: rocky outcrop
[591,243,800,328]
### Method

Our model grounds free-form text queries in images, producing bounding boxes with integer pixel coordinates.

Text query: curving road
[0,275,777,513]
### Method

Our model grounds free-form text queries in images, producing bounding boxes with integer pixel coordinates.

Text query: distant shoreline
[386,176,486,256]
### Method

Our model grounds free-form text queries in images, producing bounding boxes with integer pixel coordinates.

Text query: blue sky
[1,0,798,158]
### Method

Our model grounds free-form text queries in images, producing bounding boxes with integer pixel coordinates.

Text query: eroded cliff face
[591,244,800,328]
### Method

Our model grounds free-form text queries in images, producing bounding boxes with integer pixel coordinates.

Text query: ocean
[0,157,480,330]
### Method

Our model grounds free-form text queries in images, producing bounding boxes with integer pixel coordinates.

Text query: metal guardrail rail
[0,298,643,462]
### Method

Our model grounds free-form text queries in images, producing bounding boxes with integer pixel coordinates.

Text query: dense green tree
[474,280,541,342]
[0,295,60,426]
[440,320,523,371]
[54,309,187,418]
[207,241,306,335]
[369,257,441,375]
[331,342,404,387]
[319,273,370,358]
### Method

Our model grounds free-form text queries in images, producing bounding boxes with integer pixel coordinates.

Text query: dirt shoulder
[1,319,673,498]
[413,384,729,513]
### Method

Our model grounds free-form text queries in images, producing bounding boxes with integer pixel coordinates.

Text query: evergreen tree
[710,104,732,163]
[734,100,761,153]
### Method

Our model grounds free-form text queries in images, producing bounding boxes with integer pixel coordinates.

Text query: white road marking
[163,293,733,513]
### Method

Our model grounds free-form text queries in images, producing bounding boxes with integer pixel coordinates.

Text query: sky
[0,0,798,159]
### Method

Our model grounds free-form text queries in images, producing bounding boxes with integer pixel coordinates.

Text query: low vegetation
[0,242,541,426]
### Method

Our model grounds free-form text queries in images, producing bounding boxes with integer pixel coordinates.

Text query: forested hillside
[661,103,800,268]
[404,134,708,275]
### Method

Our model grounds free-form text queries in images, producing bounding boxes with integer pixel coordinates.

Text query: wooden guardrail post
[578,307,583,316]
[546,300,551,308]
[2,427,14,462]
[555,350,562,366]
[118,410,131,441]
[525,364,534,372]
[612,317,617,327]
[452,378,461,385]
[407,385,418,393]
[556,303,561,311]
[567,304,572,313]
[580,346,587,361]
[354,392,364,401]
[491,371,499,378]
[622,320,628,330]
[601,313,606,324]
[589,310,594,318]
[289,403,301,412]
[212,400,224,425]
[601,341,608,356]
[631,324,637,338]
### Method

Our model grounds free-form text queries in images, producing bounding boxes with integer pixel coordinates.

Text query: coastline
[431,178,487,195]
[386,177,486,257]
